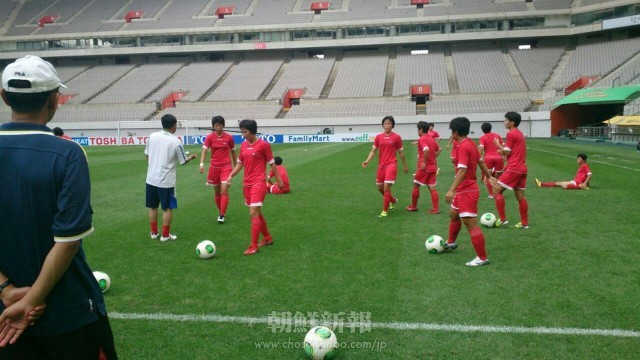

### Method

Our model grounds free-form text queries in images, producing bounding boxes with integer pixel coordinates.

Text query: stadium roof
[554,86,640,106]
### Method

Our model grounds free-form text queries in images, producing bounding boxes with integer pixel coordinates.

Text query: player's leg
[208,166,222,212]
[219,166,232,223]
[244,186,260,255]
[385,165,398,211]
[254,182,273,247]
[445,195,462,249]
[407,172,424,211]
[159,188,178,240]
[426,172,439,214]
[146,184,160,239]
[514,178,529,228]
[494,171,516,225]
[461,217,489,266]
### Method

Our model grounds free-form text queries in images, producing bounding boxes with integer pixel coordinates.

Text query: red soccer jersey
[418,134,440,173]
[427,130,440,140]
[268,165,290,188]
[504,128,527,173]
[479,132,503,160]
[455,138,480,192]
[238,138,274,186]
[203,132,235,167]
[573,163,592,184]
[373,132,403,167]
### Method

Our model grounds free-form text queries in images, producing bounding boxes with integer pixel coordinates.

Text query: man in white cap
[0,56,118,358]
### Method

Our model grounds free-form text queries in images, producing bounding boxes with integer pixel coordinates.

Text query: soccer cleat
[444,242,458,250]
[389,198,398,211]
[488,195,494,199]
[406,206,418,212]
[535,178,542,187]
[150,232,159,240]
[465,256,490,267]
[427,209,440,214]
[217,215,225,224]
[513,222,529,229]
[436,167,440,176]
[243,246,258,255]
[495,219,509,227]
[379,211,388,218]
[160,234,177,242]
[258,238,273,247]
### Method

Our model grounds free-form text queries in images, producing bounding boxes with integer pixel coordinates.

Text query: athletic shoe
[488,195,494,199]
[389,198,398,211]
[427,209,440,214]
[243,246,258,255]
[445,242,458,250]
[160,234,177,242]
[379,211,388,218]
[436,167,440,176]
[535,178,541,187]
[513,222,529,229]
[217,215,225,224]
[495,219,509,227]
[259,238,273,247]
[150,232,159,240]
[406,206,418,212]
[465,256,490,267]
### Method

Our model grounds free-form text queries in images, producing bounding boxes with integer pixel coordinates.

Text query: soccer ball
[93,271,111,294]
[425,235,446,254]
[304,326,338,360]
[480,213,497,228]
[196,240,216,259]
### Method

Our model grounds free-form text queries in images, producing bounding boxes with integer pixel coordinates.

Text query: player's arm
[398,148,409,174]
[445,137,453,150]
[227,161,244,186]
[445,167,466,204]
[0,273,44,322]
[362,147,377,168]
[478,159,494,180]
[230,148,237,168]
[420,147,429,171]
[581,173,592,188]
[269,163,284,189]
[199,147,208,174]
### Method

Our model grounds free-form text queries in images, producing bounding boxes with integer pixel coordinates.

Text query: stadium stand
[510,45,565,91]
[150,61,234,102]
[89,63,185,104]
[533,0,573,11]
[427,97,531,115]
[555,38,640,90]
[54,104,156,122]
[220,0,313,27]
[451,44,519,94]
[624,97,640,116]
[266,57,336,100]
[30,0,93,35]
[393,48,449,96]
[0,0,18,29]
[329,52,388,98]
[285,99,415,118]
[63,64,137,104]
[317,0,417,22]
[591,53,640,89]
[206,58,284,101]
[60,0,129,34]
[123,0,214,31]
[152,102,282,121]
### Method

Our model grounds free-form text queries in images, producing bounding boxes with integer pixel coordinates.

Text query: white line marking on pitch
[528,147,640,172]
[109,312,640,338]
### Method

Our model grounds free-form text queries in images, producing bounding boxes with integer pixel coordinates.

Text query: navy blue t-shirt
[0,122,106,336]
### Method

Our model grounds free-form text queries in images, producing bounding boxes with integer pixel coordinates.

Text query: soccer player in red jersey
[445,137,459,171]
[478,122,504,199]
[407,121,441,214]
[200,115,237,224]
[426,122,441,143]
[362,116,409,218]
[228,120,283,255]
[443,117,494,266]
[267,156,290,194]
[491,112,529,229]
[536,153,592,189]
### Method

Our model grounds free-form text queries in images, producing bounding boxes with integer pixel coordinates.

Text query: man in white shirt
[145,114,197,241]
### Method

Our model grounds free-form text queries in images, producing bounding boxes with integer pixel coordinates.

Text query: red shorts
[244,182,267,207]
[497,170,527,190]
[451,189,479,217]
[269,184,290,194]
[376,164,397,184]
[207,166,232,186]
[413,169,437,187]
[484,157,504,175]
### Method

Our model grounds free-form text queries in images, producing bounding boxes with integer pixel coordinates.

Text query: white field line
[109,312,640,338]
[528,147,640,172]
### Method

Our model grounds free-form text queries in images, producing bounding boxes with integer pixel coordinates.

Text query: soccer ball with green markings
[92,271,111,294]
[480,213,497,228]
[196,240,216,259]
[304,326,338,360]
[425,235,446,254]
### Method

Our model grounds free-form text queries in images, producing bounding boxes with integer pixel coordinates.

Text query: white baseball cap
[2,55,67,93]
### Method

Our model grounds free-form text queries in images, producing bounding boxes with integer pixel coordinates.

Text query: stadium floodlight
[519,45,531,50]
[411,50,429,55]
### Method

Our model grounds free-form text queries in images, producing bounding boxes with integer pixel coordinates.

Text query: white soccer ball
[93,271,111,294]
[196,240,216,259]
[480,213,497,228]
[425,235,446,254]
[304,326,338,360]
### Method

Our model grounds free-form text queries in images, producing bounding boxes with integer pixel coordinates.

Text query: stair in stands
[259,58,290,101]
[444,46,460,95]
[543,45,575,91]
[142,62,189,102]
[383,48,396,97]
[502,51,529,92]
[0,1,26,35]
[198,60,239,101]
[320,51,343,98]
[83,64,139,104]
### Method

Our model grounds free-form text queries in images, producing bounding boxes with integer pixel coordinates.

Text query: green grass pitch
[82,138,640,359]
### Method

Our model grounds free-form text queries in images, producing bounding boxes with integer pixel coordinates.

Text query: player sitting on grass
[536,153,592,190]
[267,156,290,194]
